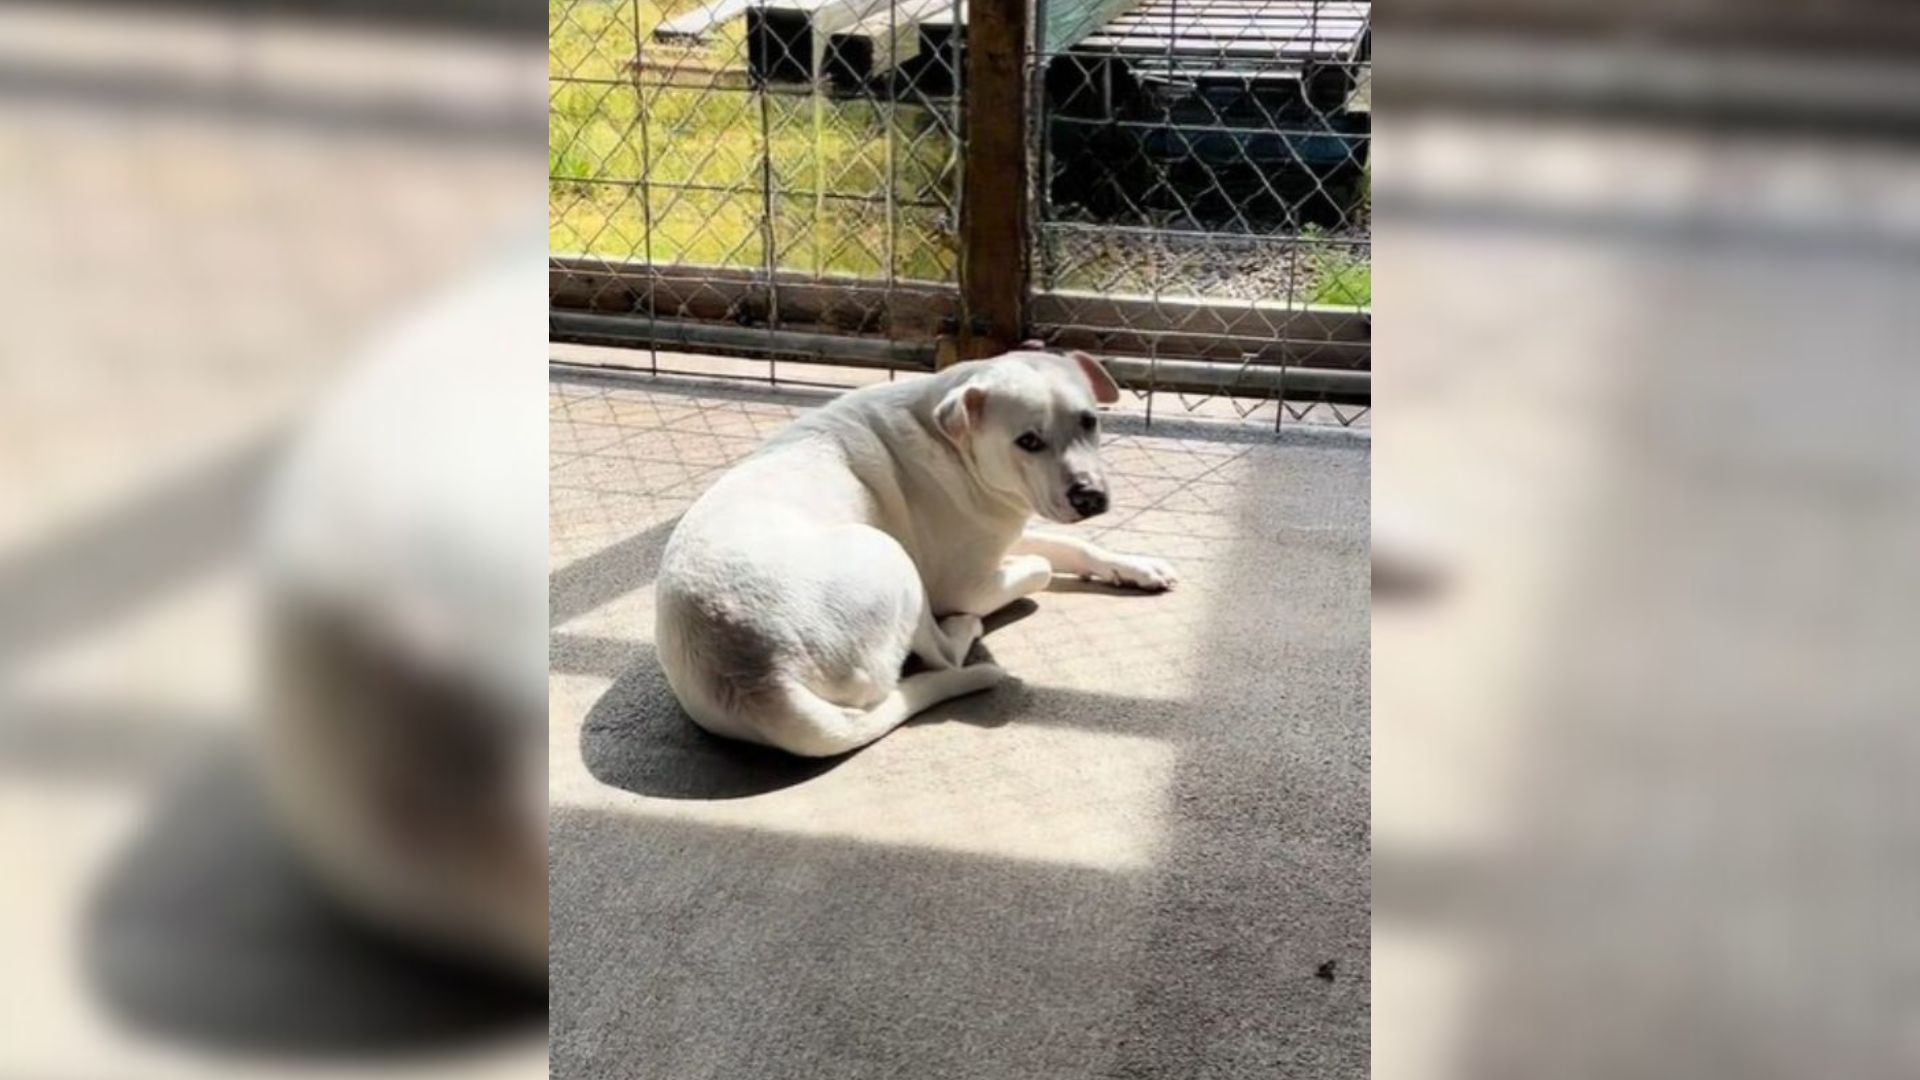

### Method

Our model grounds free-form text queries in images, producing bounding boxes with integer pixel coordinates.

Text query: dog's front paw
[1100,555,1178,592]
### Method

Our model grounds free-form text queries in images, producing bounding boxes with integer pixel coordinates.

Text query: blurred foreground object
[1373,4,1920,1080]
[259,249,549,978]
[0,1,544,1075]
[1371,505,1454,601]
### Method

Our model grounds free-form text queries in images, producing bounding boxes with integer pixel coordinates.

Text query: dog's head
[934,346,1121,523]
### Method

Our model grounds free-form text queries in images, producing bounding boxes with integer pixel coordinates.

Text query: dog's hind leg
[911,606,984,670]
[760,664,1006,757]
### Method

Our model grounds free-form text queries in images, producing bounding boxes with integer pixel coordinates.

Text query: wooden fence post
[956,0,1029,363]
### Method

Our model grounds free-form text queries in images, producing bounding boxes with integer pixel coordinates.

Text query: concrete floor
[548,368,1372,1080]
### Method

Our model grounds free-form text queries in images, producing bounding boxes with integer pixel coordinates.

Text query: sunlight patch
[553,720,1175,873]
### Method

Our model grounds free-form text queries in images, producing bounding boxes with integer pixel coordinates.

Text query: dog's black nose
[1067,483,1108,519]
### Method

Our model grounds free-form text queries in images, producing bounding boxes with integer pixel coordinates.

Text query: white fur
[655,350,1177,757]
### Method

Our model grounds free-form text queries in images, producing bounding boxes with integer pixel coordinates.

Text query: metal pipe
[1102,356,1370,405]
[550,315,1369,404]
[549,311,936,370]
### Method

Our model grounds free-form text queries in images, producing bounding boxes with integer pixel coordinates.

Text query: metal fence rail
[548,0,1370,425]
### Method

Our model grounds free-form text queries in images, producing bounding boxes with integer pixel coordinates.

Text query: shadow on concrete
[577,641,847,800]
[549,807,1159,1080]
[982,597,1041,631]
[0,697,228,783]
[83,751,544,1059]
[0,430,282,665]
[548,515,680,628]
[571,598,1054,801]
[569,626,1192,756]
[1041,577,1176,597]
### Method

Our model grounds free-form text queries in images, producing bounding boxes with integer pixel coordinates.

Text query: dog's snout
[1067,482,1108,519]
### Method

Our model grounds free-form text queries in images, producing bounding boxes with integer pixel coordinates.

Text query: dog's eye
[1014,432,1047,453]
[1079,412,1097,432]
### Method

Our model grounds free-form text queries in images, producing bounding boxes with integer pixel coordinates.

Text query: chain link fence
[549,0,1369,425]
[550,0,966,368]
[1028,0,1370,426]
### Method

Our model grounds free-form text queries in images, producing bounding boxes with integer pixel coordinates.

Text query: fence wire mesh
[550,0,965,364]
[549,0,1369,427]
[1029,0,1371,427]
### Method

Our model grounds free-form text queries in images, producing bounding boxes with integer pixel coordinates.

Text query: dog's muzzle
[1067,482,1109,519]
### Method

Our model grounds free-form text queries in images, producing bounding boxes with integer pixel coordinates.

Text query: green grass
[1300,219,1370,307]
[1310,255,1370,307]
[550,0,960,281]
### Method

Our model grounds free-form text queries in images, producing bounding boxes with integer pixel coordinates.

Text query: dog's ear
[935,382,988,443]
[1018,338,1046,350]
[1070,351,1121,405]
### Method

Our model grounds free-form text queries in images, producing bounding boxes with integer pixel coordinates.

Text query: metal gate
[549,0,1370,419]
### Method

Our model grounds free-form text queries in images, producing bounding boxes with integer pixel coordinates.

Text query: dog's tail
[763,664,1006,758]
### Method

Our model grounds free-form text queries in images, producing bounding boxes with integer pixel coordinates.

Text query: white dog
[655,348,1176,758]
